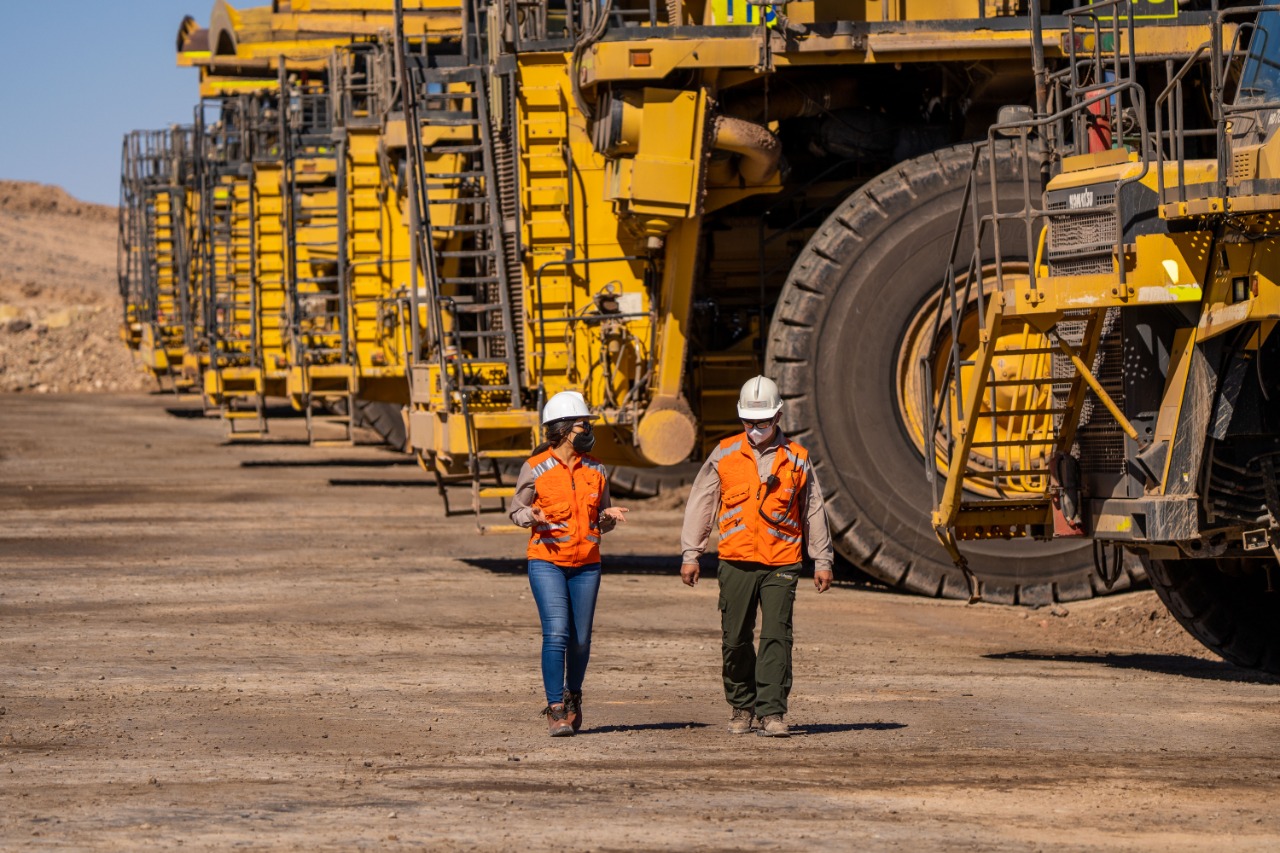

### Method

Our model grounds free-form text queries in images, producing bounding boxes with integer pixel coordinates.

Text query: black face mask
[571,425,596,453]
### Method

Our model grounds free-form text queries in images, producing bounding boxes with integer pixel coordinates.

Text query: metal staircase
[281,79,355,446]
[143,187,184,390]
[926,1,1147,600]
[200,97,267,437]
[119,129,194,391]
[409,63,521,405]
[396,2,529,530]
[332,39,416,420]
[118,136,146,350]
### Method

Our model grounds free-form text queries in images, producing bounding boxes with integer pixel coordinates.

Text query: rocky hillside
[0,180,151,393]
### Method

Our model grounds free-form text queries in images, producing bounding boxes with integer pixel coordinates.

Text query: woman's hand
[602,507,629,524]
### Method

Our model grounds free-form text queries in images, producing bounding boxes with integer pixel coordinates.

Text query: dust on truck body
[122,0,1218,603]
[931,0,1280,670]
[394,0,1213,598]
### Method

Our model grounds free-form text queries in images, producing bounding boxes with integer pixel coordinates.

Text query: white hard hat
[736,375,783,419]
[541,390,595,425]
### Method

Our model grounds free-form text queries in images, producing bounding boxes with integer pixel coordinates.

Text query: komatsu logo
[1068,189,1095,209]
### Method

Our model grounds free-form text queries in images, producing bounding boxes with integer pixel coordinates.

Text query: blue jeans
[528,560,601,705]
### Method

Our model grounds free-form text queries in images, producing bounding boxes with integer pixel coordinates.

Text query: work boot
[543,703,574,737]
[727,707,755,735]
[756,714,790,738]
[564,691,583,733]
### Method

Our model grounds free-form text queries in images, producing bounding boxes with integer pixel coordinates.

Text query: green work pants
[717,559,800,717]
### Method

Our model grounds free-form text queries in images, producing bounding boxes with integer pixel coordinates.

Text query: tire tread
[767,142,1143,604]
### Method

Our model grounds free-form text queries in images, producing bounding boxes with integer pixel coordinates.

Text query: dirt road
[3,394,1280,850]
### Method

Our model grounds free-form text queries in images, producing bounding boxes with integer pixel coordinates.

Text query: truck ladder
[144,185,187,392]
[208,173,267,438]
[926,0,1155,599]
[283,84,355,447]
[396,11,527,531]
[408,62,520,405]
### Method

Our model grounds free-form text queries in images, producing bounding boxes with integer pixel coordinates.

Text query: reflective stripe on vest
[524,449,608,566]
[715,434,808,565]
[719,505,744,524]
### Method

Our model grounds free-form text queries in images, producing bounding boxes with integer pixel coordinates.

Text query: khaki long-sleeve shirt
[680,432,835,573]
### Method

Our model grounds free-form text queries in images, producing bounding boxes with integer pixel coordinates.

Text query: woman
[509,390,628,736]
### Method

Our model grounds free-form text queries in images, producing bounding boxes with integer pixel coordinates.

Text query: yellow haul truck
[325,42,418,445]
[930,0,1280,669]
[387,0,1218,599]
[197,87,300,435]
[118,128,200,389]
[126,0,1221,602]
[174,3,454,440]
[283,41,420,447]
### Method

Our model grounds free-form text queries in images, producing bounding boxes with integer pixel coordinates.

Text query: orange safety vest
[525,448,608,567]
[715,434,809,566]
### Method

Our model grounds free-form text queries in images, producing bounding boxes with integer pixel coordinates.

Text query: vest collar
[542,448,582,471]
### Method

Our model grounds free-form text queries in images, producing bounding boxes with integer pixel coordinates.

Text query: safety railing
[1156,2,1280,206]
[118,128,198,351]
[924,0,1152,509]
[498,0,665,52]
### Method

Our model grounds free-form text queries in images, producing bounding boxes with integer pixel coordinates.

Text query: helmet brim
[543,413,601,426]
[736,403,782,419]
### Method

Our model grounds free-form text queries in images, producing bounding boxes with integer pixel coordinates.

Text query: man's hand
[814,570,833,593]
[530,506,548,525]
[602,507,629,524]
[681,561,701,587]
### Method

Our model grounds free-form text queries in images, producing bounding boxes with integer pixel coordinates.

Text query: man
[680,375,834,738]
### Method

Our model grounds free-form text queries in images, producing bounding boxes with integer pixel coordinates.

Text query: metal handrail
[924,0,1153,503]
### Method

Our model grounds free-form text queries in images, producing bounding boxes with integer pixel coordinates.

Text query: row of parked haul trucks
[119,0,1280,670]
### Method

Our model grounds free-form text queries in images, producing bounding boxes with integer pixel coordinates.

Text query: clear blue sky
[0,2,204,206]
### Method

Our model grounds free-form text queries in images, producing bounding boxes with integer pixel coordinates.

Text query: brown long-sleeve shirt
[680,432,834,573]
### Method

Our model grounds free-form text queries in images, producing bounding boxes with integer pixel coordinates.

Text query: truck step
[480,524,524,535]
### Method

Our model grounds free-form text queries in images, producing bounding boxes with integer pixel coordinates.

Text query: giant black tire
[352,400,408,451]
[604,463,701,499]
[767,142,1145,605]
[500,463,700,499]
[1144,557,1280,673]
[491,461,699,500]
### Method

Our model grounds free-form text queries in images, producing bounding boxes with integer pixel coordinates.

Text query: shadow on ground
[790,722,907,735]
[582,722,711,734]
[985,650,1280,684]
[163,406,213,419]
[462,555,711,577]
[461,556,891,587]
[241,456,415,469]
[165,404,302,421]
[328,478,434,487]
[579,721,904,736]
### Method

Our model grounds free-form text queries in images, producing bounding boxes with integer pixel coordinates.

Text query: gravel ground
[3,394,1280,851]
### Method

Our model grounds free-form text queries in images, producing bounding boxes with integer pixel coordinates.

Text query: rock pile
[0,180,152,394]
